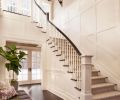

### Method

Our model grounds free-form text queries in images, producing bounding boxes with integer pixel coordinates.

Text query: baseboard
[47,86,79,100]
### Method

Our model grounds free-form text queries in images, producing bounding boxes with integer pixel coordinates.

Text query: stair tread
[93,91,120,100]
[92,76,107,79]
[92,83,115,89]
[92,69,100,72]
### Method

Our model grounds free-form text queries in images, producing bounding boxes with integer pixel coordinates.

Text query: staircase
[1,0,120,99]
[32,0,120,99]
[46,37,120,100]
[4,0,119,99]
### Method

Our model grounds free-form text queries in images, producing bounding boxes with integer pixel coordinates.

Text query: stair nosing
[92,76,108,80]
[92,83,116,89]
[93,91,120,100]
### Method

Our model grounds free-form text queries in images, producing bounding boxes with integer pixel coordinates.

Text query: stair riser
[92,78,106,84]
[94,96,120,100]
[92,72,99,76]
[92,86,115,95]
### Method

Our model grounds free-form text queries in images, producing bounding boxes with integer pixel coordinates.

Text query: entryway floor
[19,84,63,100]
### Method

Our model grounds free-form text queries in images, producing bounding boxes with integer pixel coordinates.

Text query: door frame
[18,46,41,85]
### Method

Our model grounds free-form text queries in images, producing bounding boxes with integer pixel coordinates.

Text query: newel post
[81,55,93,100]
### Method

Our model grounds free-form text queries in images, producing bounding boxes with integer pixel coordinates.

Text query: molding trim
[1,34,43,45]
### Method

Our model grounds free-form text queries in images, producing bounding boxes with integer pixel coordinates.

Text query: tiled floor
[19,84,63,100]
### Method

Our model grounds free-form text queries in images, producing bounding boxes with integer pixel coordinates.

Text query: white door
[31,51,41,84]
[18,49,41,85]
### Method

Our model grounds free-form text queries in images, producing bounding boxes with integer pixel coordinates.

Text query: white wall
[0,11,47,81]
[47,0,120,91]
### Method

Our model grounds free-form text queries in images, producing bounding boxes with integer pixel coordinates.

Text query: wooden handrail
[34,0,82,56]
[34,0,46,15]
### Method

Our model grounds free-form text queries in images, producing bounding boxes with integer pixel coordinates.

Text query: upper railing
[1,0,31,16]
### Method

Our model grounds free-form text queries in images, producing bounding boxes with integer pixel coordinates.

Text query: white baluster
[74,52,77,80]
[76,54,80,89]
[79,56,81,89]
[66,41,69,65]
[69,45,72,72]
[76,55,80,89]
[68,44,71,72]
[72,49,75,80]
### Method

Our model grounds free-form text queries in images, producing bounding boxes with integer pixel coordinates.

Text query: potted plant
[0,44,26,90]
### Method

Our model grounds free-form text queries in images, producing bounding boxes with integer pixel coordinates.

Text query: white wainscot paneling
[79,0,95,13]
[81,7,96,35]
[96,27,120,76]
[97,0,119,32]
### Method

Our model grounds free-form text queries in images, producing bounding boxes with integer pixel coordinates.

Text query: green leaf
[0,45,27,76]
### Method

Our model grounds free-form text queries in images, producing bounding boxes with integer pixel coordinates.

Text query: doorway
[18,47,41,85]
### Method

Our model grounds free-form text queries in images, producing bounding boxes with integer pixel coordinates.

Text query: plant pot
[10,79,18,91]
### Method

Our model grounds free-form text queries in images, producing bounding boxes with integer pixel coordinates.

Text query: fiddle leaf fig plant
[0,44,27,79]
